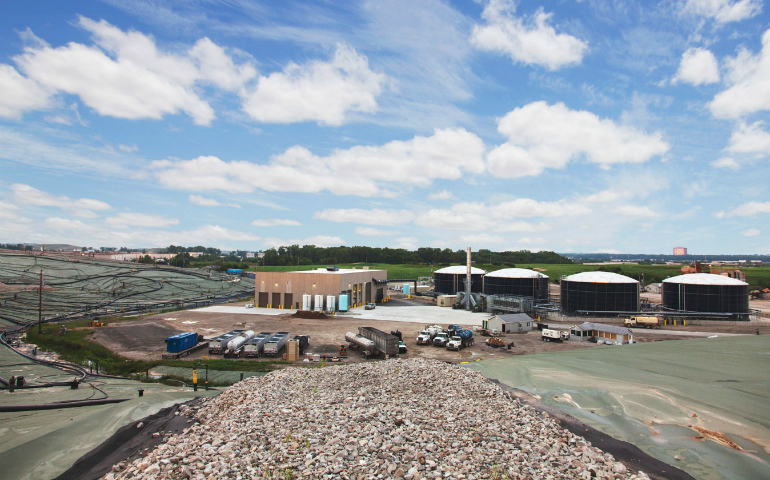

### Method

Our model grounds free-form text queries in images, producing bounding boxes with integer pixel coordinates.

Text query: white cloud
[119,144,138,153]
[0,64,53,119]
[10,183,111,218]
[683,0,762,23]
[487,102,669,178]
[459,233,506,244]
[105,212,179,228]
[242,44,386,126]
[711,157,740,169]
[714,201,770,218]
[710,30,770,118]
[612,205,660,217]
[742,228,760,236]
[251,219,302,227]
[673,48,720,85]
[188,195,241,209]
[428,190,455,200]
[471,1,588,70]
[393,237,418,250]
[13,17,256,125]
[726,122,770,156]
[152,128,484,197]
[314,209,415,226]
[354,226,399,236]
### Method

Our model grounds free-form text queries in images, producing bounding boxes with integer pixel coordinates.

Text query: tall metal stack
[466,247,471,311]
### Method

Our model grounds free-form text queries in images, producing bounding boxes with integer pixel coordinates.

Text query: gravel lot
[104,359,651,480]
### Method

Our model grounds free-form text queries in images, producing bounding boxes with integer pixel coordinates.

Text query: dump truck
[243,332,273,357]
[290,334,310,355]
[624,316,661,329]
[208,330,244,354]
[446,330,474,351]
[542,328,569,342]
[359,326,400,358]
[263,331,290,356]
[447,324,463,337]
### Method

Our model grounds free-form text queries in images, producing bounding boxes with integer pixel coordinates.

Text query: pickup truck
[432,332,449,347]
[542,328,569,342]
[623,316,661,328]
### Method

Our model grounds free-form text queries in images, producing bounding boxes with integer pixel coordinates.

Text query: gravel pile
[106,359,650,479]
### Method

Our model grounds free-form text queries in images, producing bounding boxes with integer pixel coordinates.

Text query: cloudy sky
[1,0,768,254]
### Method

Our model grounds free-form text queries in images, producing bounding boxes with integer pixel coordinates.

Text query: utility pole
[38,270,43,334]
[466,247,471,311]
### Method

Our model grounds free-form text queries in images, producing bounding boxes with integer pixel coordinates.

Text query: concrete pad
[188,304,490,327]
[190,305,295,316]
[353,305,489,326]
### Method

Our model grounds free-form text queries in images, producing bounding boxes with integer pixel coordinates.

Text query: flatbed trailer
[244,332,273,358]
[161,341,209,359]
[263,331,290,357]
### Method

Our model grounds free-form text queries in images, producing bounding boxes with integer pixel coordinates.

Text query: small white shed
[484,313,534,333]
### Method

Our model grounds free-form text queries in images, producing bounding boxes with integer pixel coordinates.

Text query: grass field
[256,263,770,289]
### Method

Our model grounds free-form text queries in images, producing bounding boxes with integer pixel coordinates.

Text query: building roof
[485,268,548,279]
[290,268,385,274]
[563,271,639,284]
[662,273,748,286]
[434,266,487,275]
[573,322,632,335]
[492,313,533,323]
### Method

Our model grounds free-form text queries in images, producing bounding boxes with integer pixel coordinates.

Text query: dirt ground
[88,293,751,364]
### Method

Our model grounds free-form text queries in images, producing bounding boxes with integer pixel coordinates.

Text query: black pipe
[0,397,130,412]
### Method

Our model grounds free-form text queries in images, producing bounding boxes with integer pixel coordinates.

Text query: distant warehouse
[254,267,387,310]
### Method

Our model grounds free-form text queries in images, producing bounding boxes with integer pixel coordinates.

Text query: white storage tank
[326,295,336,313]
[302,294,312,311]
[314,294,324,312]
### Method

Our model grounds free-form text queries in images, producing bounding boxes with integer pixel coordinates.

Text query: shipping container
[165,332,198,353]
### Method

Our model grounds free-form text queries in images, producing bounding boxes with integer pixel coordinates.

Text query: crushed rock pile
[106,359,650,479]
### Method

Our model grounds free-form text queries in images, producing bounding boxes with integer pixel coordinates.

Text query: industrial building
[434,266,486,295]
[484,313,534,333]
[483,268,549,301]
[569,322,634,345]
[560,271,640,315]
[673,247,687,256]
[254,267,387,310]
[662,273,749,316]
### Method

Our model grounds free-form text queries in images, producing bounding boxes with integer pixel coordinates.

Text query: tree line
[261,245,571,266]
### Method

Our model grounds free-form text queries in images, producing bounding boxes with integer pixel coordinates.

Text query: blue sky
[0,0,768,254]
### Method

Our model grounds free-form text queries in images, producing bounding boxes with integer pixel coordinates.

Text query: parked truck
[243,332,273,357]
[263,331,290,356]
[433,332,450,347]
[208,330,244,354]
[446,330,474,351]
[417,325,442,345]
[290,334,310,354]
[224,330,255,358]
[542,328,569,342]
[624,316,661,329]
[345,331,376,357]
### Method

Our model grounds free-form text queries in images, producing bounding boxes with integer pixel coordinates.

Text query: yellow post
[683,320,686,326]
[193,368,198,391]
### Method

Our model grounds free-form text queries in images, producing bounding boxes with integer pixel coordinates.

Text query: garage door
[258,292,269,308]
[284,293,293,310]
[272,293,281,308]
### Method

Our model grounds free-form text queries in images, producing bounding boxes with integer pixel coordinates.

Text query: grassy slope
[256,263,770,288]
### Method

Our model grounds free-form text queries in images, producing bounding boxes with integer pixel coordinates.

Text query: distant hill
[25,243,83,251]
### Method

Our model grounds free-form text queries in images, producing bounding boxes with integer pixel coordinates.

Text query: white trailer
[302,294,312,311]
[224,330,255,357]
[326,295,336,313]
[542,328,569,342]
[314,294,324,312]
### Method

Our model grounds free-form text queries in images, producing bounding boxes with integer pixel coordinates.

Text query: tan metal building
[254,267,388,310]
